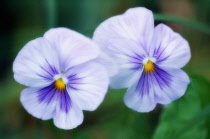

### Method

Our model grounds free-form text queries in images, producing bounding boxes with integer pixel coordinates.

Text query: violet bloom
[93,7,191,112]
[13,28,109,129]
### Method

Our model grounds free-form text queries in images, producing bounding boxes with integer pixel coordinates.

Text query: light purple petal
[44,28,100,71]
[20,86,58,120]
[124,65,190,112]
[64,61,109,111]
[53,97,83,130]
[93,52,118,77]
[13,38,60,87]
[21,84,83,129]
[124,66,171,112]
[154,66,190,104]
[37,84,72,114]
[110,69,142,89]
[124,82,157,112]
[93,7,154,52]
[106,39,147,89]
[149,24,191,68]
[107,39,147,68]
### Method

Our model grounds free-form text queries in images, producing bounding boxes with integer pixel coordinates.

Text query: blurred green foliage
[1,0,210,138]
[153,75,210,139]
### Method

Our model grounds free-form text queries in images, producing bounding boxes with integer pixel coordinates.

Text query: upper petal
[64,61,109,111]
[44,28,100,71]
[150,24,191,68]
[93,7,154,52]
[13,38,60,87]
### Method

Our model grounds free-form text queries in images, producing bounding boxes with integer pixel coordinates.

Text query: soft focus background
[1,0,210,138]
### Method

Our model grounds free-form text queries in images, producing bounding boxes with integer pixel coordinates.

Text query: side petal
[20,86,58,120]
[150,24,191,68]
[13,38,60,87]
[110,69,142,89]
[107,39,147,89]
[53,92,84,130]
[93,7,154,52]
[154,66,190,104]
[44,28,100,71]
[64,61,109,111]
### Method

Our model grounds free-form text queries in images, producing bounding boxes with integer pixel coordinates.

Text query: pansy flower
[13,28,109,129]
[93,7,191,112]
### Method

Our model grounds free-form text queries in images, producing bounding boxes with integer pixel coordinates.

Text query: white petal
[53,101,84,130]
[154,66,190,104]
[93,7,154,52]
[65,61,109,111]
[20,87,58,120]
[44,28,100,71]
[150,24,191,68]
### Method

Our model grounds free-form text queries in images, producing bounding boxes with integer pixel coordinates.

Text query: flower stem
[45,0,57,29]
[154,13,210,35]
[35,119,42,138]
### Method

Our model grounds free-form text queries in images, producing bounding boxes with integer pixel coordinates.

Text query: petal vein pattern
[38,84,71,113]
[136,66,172,97]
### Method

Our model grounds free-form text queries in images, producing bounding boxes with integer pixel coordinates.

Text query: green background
[0,0,210,138]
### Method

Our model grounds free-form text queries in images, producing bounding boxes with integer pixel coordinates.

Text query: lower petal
[124,82,157,112]
[123,66,190,112]
[53,101,83,130]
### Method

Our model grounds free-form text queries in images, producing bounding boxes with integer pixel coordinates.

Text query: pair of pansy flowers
[13,7,191,129]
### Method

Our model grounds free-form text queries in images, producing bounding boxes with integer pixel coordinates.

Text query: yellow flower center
[54,78,66,91]
[144,60,155,73]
